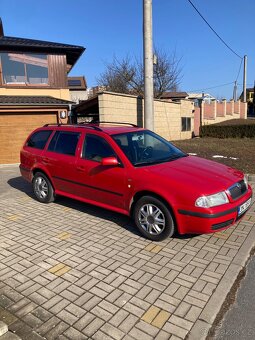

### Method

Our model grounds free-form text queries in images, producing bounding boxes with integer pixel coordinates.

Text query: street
[213,253,255,339]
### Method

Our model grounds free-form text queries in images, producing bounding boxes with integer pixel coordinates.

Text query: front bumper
[176,187,253,234]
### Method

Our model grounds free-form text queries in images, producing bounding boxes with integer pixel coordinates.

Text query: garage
[0,112,58,164]
[0,96,73,164]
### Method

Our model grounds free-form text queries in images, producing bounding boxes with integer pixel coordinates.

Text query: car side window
[26,130,52,149]
[83,134,115,162]
[48,131,80,156]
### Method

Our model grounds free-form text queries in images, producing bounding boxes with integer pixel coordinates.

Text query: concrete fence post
[212,99,217,119]
[201,100,204,124]
[244,102,247,119]
[222,99,226,117]
[230,99,234,115]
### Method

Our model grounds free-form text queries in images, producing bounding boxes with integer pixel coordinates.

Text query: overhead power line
[187,0,242,59]
[235,58,243,82]
[188,81,234,93]
[238,83,253,87]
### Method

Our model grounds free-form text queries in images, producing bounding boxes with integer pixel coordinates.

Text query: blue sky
[1,0,254,99]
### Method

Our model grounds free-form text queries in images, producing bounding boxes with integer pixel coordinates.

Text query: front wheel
[33,172,55,203]
[134,196,175,241]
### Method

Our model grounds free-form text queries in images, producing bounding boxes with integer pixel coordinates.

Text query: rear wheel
[134,196,175,241]
[33,172,55,203]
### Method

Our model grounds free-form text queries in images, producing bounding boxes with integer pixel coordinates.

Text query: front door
[75,133,127,210]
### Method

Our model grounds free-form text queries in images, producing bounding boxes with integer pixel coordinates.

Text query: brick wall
[194,100,248,136]
[202,100,247,125]
[98,92,194,140]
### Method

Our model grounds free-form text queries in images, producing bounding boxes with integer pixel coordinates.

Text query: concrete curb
[0,163,19,168]
[0,333,21,340]
[188,219,255,340]
[0,322,8,336]
[248,174,255,182]
[0,321,21,339]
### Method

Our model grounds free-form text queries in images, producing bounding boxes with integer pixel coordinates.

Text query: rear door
[44,130,82,195]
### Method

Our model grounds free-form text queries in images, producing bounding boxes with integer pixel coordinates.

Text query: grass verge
[173,137,255,174]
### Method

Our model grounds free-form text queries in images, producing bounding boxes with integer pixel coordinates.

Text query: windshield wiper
[134,154,187,167]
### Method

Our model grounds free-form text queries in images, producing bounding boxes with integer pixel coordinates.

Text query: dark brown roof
[0,95,74,106]
[161,92,188,99]
[0,36,85,66]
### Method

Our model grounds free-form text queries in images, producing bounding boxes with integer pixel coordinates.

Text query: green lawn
[173,137,255,174]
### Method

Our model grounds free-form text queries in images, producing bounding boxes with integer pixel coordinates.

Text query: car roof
[41,123,145,135]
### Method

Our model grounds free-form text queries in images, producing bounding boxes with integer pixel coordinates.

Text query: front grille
[212,219,234,230]
[228,180,247,200]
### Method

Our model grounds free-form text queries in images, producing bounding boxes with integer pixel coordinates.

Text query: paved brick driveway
[0,165,254,340]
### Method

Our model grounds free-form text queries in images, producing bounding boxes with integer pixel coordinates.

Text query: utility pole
[253,80,255,116]
[143,0,154,130]
[243,55,247,102]
[233,81,237,101]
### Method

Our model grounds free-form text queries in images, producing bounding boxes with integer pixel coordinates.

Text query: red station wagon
[20,122,252,241]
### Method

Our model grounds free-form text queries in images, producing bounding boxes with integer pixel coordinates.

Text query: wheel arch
[130,190,178,229]
[32,167,55,190]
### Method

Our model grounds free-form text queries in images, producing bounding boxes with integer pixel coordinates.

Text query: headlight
[244,175,249,189]
[195,191,229,208]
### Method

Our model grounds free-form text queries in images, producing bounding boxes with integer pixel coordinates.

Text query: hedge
[200,120,255,138]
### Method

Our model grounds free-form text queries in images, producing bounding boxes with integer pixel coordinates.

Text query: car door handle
[76,166,85,172]
[42,157,50,164]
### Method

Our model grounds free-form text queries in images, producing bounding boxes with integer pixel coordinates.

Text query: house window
[0,53,48,85]
[181,117,191,132]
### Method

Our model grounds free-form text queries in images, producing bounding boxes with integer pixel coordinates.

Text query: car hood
[142,156,244,194]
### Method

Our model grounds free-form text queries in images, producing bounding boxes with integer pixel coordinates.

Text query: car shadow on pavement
[7,175,34,196]
[8,176,200,241]
[7,176,140,237]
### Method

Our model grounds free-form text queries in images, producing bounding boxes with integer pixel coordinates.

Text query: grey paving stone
[44,321,69,339]
[31,307,53,322]
[83,317,105,337]
[64,326,88,339]
[0,166,255,340]
[73,312,95,331]
[100,323,125,340]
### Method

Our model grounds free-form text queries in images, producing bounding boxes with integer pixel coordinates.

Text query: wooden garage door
[0,112,57,164]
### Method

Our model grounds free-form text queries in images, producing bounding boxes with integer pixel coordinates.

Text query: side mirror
[101,156,119,166]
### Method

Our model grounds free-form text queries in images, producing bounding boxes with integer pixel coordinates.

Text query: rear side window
[26,130,52,149]
[47,131,80,156]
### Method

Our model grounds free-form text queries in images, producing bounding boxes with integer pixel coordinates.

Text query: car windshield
[112,130,187,166]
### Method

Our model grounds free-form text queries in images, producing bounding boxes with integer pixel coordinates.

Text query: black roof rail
[94,121,138,127]
[77,122,102,131]
[43,122,138,131]
[42,123,102,131]
[43,123,61,127]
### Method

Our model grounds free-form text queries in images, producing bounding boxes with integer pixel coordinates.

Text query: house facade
[0,19,85,164]
[68,76,88,103]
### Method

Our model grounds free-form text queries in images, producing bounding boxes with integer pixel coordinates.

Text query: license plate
[238,198,252,216]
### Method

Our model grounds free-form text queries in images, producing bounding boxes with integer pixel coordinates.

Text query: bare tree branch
[97,48,182,98]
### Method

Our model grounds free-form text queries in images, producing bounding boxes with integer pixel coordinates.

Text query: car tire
[33,172,55,203]
[134,195,175,241]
